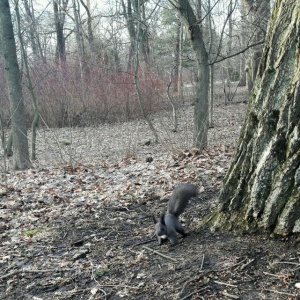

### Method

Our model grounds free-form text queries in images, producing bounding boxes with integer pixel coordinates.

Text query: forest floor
[0,86,299,300]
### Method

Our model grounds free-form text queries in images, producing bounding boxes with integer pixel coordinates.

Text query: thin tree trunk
[208,64,214,128]
[133,0,158,143]
[73,0,85,77]
[121,0,136,71]
[0,114,8,187]
[170,0,209,149]
[15,1,39,161]
[23,0,37,57]
[207,0,214,128]
[239,0,247,86]
[53,0,68,65]
[0,0,31,170]
[177,21,184,101]
[167,81,178,132]
[79,0,95,52]
[224,0,233,103]
[173,20,180,93]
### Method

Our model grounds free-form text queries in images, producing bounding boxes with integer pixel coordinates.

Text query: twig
[265,289,298,297]
[180,273,210,297]
[211,40,265,65]
[210,257,248,273]
[263,271,285,278]
[272,261,300,266]
[181,286,210,300]
[214,280,238,288]
[142,245,178,262]
[0,268,74,280]
[200,253,205,270]
[220,291,240,299]
[240,258,255,270]
[131,239,155,247]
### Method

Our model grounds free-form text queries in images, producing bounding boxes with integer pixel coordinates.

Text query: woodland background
[1,0,300,299]
[0,0,269,149]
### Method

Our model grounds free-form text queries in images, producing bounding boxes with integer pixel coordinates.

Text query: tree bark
[0,0,31,170]
[210,0,300,236]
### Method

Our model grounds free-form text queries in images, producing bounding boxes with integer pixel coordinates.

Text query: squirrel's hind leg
[175,222,187,237]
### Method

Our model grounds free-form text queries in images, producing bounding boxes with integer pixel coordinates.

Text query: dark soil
[1,187,299,300]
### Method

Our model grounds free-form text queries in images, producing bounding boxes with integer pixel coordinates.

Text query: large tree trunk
[170,0,209,149]
[209,0,300,236]
[0,0,31,170]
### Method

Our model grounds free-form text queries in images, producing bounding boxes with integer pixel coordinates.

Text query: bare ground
[0,87,299,299]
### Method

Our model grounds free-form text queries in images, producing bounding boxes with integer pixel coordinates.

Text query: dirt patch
[0,91,299,299]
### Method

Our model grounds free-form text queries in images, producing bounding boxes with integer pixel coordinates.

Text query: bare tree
[23,0,46,62]
[170,0,209,149]
[133,0,158,143]
[79,0,95,52]
[172,19,181,93]
[53,0,69,65]
[0,0,31,170]
[72,0,85,77]
[15,1,40,161]
[206,0,214,128]
[121,0,137,71]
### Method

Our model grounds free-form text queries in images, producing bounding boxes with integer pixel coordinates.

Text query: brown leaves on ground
[0,99,299,299]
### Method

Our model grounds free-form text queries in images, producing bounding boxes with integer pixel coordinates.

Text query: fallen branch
[263,271,286,278]
[142,245,178,262]
[221,291,240,299]
[200,253,205,270]
[0,268,74,281]
[240,258,255,270]
[214,280,238,288]
[265,289,298,297]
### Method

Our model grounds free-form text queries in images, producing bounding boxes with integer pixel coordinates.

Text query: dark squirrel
[153,183,198,245]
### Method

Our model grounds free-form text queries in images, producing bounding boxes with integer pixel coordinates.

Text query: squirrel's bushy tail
[167,183,198,217]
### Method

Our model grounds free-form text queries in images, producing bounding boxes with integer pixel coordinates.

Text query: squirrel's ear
[152,215,157,224]
[160,213,166,225]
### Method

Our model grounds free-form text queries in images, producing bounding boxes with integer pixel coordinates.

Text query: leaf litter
[0,94,299,299]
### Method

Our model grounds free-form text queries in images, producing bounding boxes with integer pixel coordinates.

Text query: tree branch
[211,39,265,65]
